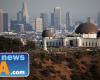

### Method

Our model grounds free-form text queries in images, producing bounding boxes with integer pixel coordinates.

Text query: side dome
[42,30,53,37]
[75,22,97,34]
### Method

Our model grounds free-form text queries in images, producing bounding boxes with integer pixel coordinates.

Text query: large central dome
[75,23,97,34]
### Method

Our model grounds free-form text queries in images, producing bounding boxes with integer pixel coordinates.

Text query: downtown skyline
[0,0,100,22]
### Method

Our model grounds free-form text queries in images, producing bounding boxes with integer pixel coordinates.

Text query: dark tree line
[0,36,36,52]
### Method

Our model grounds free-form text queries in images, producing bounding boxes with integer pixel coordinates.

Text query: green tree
[0,36,23,52]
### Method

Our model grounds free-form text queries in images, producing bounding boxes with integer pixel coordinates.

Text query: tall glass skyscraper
[51,13,54,27]
[40,13,48,30]
[66,12,70,31]
[0,9,3,32]
[22,0,29,24]
[97,12,100,28]
[17,11,22,23]
[54,7,61,30]
[3,12,8,32]
[0,9,8,32]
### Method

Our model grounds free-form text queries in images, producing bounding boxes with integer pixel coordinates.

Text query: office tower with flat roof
[35,18,43,32]
[86,17,95,25]
[0,9,8,32]
[97,12,100,28]
[3,12,8,32]
[54,7,61,30]
[51,13,54,26]
[17,11,22,23]
[87,17,91,23]
[40,13,48,30]
[66,12,70,31]
[0,9,4,32]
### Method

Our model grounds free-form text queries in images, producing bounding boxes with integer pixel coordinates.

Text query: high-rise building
[35,18,43,32]
[0,9,8,32]
[20,24,24,32]
[22,0,29,24]
[0,9,3,32]
[54,7,61,30]
[11,0,33,32]
[51,13,54,26]
[10,20,25,33]
[86,17,95,25]
[97,12,100,28]
[3,12,8,32]
[17,11,22,23]
[40,13,48,30]
[66,12,70,31]
[87,17,91,23]
[10,20,19,32]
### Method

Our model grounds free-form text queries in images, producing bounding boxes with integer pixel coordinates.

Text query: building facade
[35,18,43,33]
[97,12,100,28]
[66,12,70,32]
[3,12,8,32]
[0,9,8,32]
[42,22,100,50]
[22,0,29,24]
[54,7,61,30]
[17,11,23,23]
[0,9,3,32]
[40,13,48,30]
[51,13,54,26]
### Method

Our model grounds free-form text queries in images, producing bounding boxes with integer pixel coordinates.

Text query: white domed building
[42,22,100,50]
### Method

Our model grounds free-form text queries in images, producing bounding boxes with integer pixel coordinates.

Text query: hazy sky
[0,0,100,22]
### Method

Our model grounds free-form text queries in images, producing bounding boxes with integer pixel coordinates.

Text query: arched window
[89,42,90,47]
[49,42,51,47]
[83,42,84,46]
[86,42,87,47]
[92,42,94,46]
[62,40,63,46]
[51,42,53,47]
[53,42,55,47]
[70,40,74,47]
[59,41,61,46]
[56,42,58,47]
[95,42,97,47]
[41,42,43,45]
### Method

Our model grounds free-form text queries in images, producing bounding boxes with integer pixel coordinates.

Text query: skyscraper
[35,18,43,32]
[66,12,70,31]
[3,12,8,32]
[86,17,95,25]
[87,17,91,23]
[97,12,100,28]
[17,11,22,23]
[0,9,3,32]
[54,7,61,30]
[40,13,48,30]
[51,13,54,26]
[11,0,33,32]
[22,0,29,24]
[0,9,8,32]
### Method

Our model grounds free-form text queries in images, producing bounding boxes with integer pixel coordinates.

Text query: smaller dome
[42,30,53,37]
